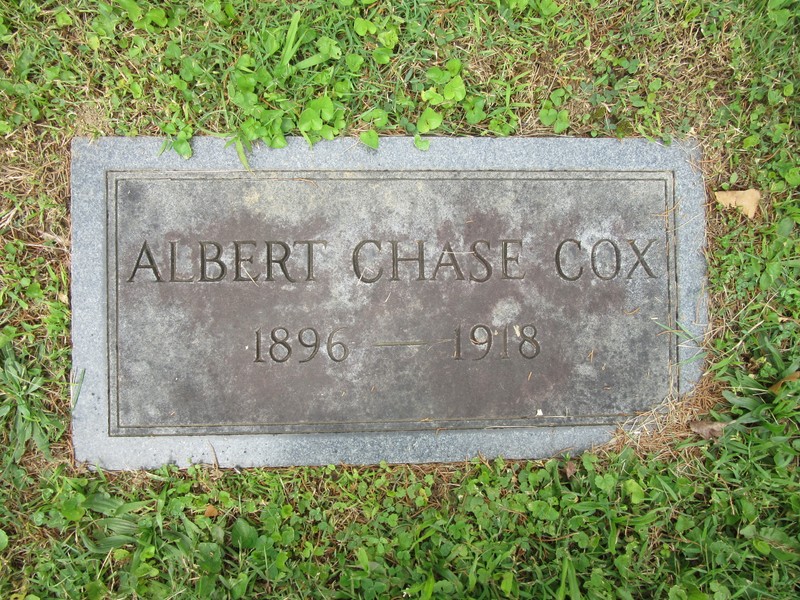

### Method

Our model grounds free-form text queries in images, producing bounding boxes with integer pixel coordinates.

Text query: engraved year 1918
[454,323,541,361]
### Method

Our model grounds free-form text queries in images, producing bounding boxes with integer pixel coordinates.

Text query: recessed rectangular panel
[107,171,675,435]
[71,137,706,468]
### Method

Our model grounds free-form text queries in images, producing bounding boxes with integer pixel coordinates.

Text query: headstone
[71,137,706,469]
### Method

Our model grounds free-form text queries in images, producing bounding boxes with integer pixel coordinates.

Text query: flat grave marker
[71,137,707,468]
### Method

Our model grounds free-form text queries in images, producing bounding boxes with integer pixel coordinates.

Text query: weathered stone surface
[71,137,707,468]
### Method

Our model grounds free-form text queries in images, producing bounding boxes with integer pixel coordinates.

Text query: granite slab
[70,136,707,469]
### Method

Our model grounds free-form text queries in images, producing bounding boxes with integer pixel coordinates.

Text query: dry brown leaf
[204,504,219,518]
[768,371,800,394]
[564,460,577,479]
[689,420,728,440]
[715,189,760,218]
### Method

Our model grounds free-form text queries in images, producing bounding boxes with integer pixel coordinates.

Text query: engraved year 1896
[254,327,349,363]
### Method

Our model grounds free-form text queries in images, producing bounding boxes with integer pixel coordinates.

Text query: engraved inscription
[127,239,327,283]
[254,327,349,363]
[351,239,525,283]
[130,237,662,287]
[453,323,540,361]
[554,238,659,281]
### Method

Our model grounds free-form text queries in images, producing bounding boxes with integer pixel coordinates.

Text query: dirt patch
[73,101,112,137]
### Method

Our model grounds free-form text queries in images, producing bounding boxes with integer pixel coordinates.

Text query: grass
[0,0,798,597]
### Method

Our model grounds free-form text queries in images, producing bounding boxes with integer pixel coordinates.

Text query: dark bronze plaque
[107,170,676,435]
